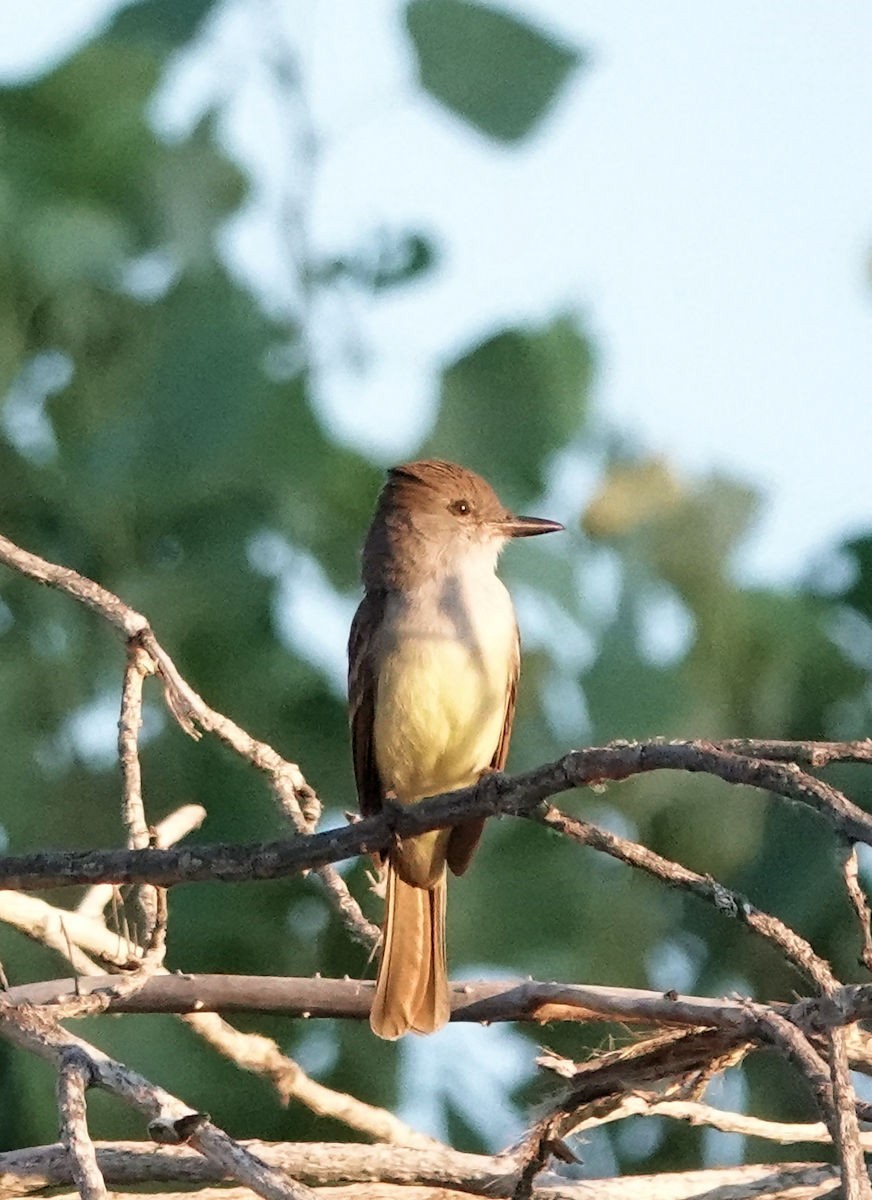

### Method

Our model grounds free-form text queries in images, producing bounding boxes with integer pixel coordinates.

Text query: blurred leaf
[585,459,758,600]
[109,0,217,49]
[23,204,130,288]
[582,458,683,538]
[428,316,592,498]
[405,0,581,142]
[155,116,247,265]
[841,534,872,622]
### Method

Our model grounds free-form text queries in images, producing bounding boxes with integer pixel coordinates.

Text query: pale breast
[373,572,516,803]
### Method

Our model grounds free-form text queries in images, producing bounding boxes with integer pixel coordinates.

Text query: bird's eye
[449,499,472,517]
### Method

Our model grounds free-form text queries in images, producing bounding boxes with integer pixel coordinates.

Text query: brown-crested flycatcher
[348,460,563,1039]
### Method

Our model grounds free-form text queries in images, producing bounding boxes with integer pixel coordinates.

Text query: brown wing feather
[446,624,520,876]
[348,591,385,821]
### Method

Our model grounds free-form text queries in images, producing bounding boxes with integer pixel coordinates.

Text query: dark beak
[502,515,565,538]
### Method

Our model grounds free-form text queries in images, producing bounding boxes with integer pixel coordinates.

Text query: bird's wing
[446,624,520,876]
[348,591,385,820]
[489,626,520,773]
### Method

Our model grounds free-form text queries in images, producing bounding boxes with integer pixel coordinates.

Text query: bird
[348,459,563,1038]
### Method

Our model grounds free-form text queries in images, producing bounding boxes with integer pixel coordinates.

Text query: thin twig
[526,1027,752,1160]
[118,645,153,852]
[750,1004,850,1131]
[118,642,162,953]
[185,1011,440,1148]
[537,805,836,991]
[720,738,872,767]
[841,841,872,970]
[76,805,206,921]
[569,1093,872,1145]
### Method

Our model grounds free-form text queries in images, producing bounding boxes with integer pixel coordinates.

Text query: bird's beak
[501,515,565,538]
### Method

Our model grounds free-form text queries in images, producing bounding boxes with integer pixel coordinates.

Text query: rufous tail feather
[370,864,449,1039]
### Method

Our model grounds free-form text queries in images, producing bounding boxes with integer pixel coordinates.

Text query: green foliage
[109,0,219,49]
[405,0,581,141]
[427,316,592,497]
[841,533,872,623]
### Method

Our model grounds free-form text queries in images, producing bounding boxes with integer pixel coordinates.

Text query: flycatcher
[348,459,563,1039]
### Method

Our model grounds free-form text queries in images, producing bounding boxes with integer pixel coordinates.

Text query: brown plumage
[348,460,561,1038]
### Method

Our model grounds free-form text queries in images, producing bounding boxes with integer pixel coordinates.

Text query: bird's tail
[370,863,449,1039]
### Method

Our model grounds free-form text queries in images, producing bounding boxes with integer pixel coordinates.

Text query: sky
[2,0,872,584]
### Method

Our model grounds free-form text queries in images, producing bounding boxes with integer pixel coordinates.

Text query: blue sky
[4,0,872,583]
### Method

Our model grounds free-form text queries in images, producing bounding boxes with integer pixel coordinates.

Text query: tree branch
[7,972,872,1052]
[0,530,375,951]
[56,1048,108,1200]
[0,1000,315,1200]
[0,890,431,1149]
[0,1140,857,1200]
[3,735,872,892]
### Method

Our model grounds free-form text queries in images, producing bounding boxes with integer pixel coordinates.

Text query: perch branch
[4,738,872,893]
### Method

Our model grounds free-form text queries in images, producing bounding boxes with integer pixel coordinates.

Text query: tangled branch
[3,530,872,1199]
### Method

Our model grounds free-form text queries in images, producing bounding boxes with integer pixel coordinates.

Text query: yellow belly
[373,634,508,804]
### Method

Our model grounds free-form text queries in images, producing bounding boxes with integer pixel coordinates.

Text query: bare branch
[0,1138,513,1198]
[185,1009,440,1149]
[0,531,374,951]
[0,1139,855,1200]
[825,1021,872,1200]
[0,533,149,638]
[0,891,106,974]
[0,973,773,1028]
[118,645,153,851]
[841,842,872,970]
[0,1001,315,1200]
[751,1004,857,1124]
[572,1093,871,1145]
[10,972,872,1043]
[0,889,424,1148]
[76,804,206,922]
[719,738,872,766]
[56,1048,108,1200]
[4,737,872,895]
